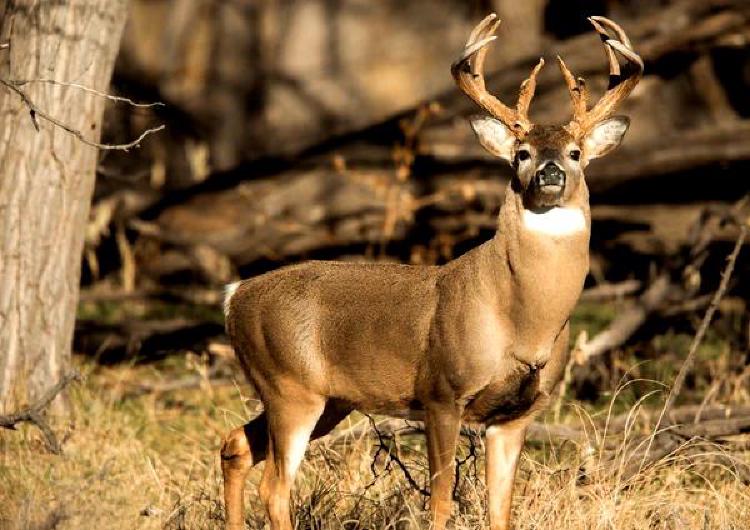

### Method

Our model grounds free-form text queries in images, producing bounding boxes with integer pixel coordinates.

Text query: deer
[220,13,642,530]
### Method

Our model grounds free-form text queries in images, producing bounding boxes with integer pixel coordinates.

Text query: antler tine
[516,58,545,121]
[468,12,498,43]
[590,15,632,48]
[557,56,587,126]
[468,15,502,91]
[452,13,542,134]
[589,16,621,77]
[566,16,643,136]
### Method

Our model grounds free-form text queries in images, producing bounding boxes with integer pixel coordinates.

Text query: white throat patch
[522,207,586,236]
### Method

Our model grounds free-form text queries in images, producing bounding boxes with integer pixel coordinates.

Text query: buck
[220,14,642,530]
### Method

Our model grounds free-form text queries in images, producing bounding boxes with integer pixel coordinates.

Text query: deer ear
[469,116,516,163]
[584,116,630,160]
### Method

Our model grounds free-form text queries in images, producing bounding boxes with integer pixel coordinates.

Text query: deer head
[452,14,643,211]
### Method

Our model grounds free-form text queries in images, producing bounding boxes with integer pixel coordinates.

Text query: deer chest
[461,365,542,424]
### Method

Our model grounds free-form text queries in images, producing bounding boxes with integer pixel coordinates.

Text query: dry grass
[1,356,749,530]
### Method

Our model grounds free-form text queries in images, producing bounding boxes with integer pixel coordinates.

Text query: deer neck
[475,186,591,365]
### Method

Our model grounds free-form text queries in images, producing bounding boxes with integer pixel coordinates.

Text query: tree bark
[0,0,128,412]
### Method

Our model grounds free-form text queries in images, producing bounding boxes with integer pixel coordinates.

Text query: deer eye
[569,149,581,161]
[517,149,531,162]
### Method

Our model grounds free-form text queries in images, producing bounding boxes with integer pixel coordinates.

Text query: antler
[559,16,644,138]
[451,13,544,136]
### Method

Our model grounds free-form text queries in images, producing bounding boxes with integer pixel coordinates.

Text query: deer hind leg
[258,394,326,530]
[424,402,463,530]
[221,401,351,530]
[221,414,268,530]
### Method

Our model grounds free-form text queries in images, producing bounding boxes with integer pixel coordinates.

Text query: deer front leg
[424,402,463,530]
[485,423,526,530]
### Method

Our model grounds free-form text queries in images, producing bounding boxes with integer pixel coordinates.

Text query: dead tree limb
[332,417,584,447]
[0,372,81,454]
[573,274,671,364]
[579,280,642,302]
[0,79,164,151]
[330,402,750,449]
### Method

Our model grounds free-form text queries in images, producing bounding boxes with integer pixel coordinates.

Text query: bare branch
[8,78,165,108]
[657,220,748,429]
[364,414,430,497]
[574,198,749,364]
[331,402,750,449]
[579,280,642,302]
[0,371,82,454]
[0,79,164,151]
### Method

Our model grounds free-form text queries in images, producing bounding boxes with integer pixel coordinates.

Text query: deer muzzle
[534,161,566,192]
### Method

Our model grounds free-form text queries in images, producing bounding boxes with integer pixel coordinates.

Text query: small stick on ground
[0,371,82,454]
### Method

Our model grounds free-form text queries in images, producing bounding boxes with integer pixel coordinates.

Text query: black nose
[535,162,566,187]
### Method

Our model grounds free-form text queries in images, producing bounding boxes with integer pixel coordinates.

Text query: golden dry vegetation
[3,302,749,530]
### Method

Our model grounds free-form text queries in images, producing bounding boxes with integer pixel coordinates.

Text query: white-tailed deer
[221,14,642,530]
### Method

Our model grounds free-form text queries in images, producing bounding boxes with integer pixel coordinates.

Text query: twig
[0,371,82,454]
[365,414,430,497]
[0,79,164,151]
[453,428,480,501]
[657,221,748,429]
[579,280,642,302]
[631,217,749,474]
[8,79,164,108]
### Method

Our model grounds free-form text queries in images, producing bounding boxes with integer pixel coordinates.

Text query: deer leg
[258,395,326,530]
[486,423,527,530]
[221,414,268,530]
[221,400,350,530]
[424,402,463,530]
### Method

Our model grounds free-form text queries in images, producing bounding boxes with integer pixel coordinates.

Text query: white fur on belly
[523,207,586,236]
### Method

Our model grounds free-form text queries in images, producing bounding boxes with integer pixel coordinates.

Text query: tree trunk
[0,0,128,412]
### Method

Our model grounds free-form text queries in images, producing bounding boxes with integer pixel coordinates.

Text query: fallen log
[74,318,224,362]
[139,126,750,277]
